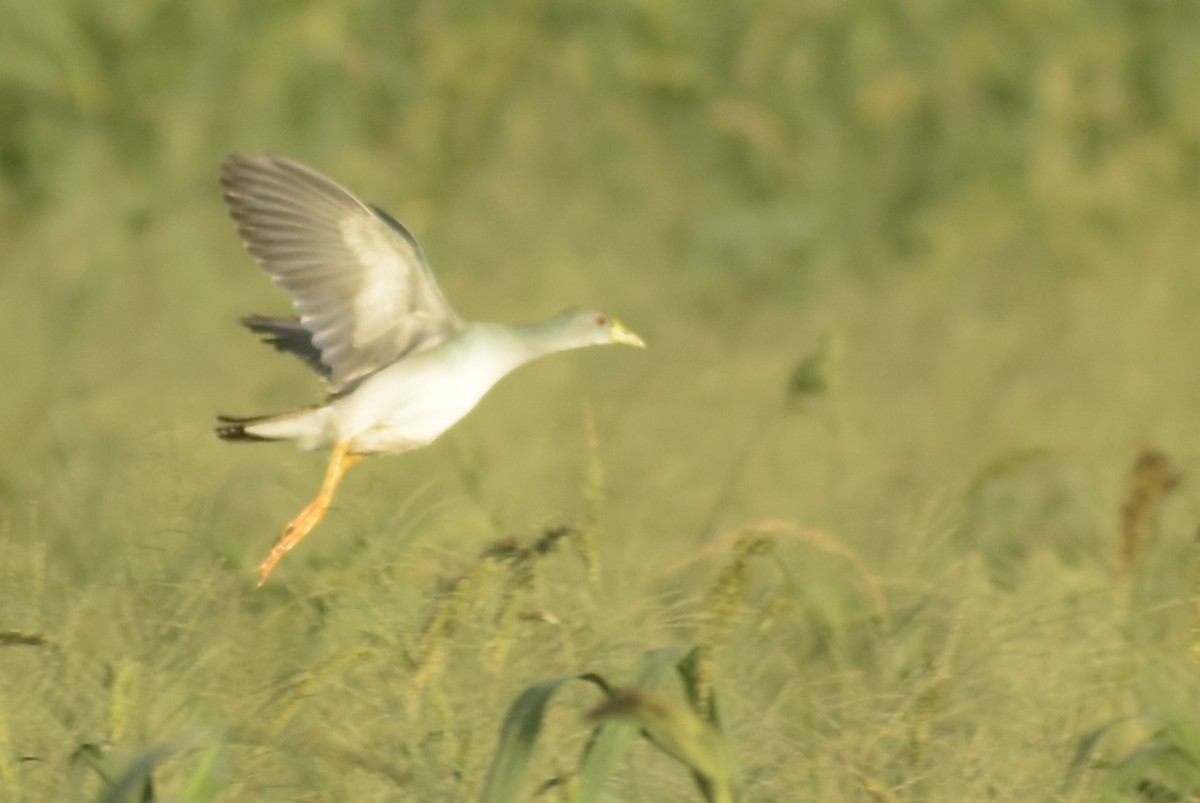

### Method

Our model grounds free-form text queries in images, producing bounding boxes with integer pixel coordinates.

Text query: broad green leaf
[575,646,692,802]
[477,675,607,803]
[589,689,735,803]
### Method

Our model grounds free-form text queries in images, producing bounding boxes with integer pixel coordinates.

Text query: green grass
[4,0,1200,799]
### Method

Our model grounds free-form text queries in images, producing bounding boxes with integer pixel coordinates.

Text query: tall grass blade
[0,699,19,801]
[180,742,224,803]
[86,744,173,803]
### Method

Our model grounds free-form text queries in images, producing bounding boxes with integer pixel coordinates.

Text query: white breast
[332,329,524,454]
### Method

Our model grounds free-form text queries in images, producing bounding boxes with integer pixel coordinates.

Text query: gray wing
[220,154,464,392]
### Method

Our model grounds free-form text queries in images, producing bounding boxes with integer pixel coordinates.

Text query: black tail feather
[215,414,279,442]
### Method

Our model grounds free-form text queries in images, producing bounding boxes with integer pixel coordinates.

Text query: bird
[215,154,645,585]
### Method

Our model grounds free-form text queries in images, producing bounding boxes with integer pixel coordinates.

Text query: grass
[4,0,1200,799]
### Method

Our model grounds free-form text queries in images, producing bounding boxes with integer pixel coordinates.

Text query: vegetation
[3,0,1200,799]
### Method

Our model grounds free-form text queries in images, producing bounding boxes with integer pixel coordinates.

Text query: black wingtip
[240,313,296,334]
[236,314,331,381]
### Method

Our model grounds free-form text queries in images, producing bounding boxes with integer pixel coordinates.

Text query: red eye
[595,314,608,326]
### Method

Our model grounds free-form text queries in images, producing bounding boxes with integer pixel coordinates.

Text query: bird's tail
[215,406,326,444]
[215,413,283,442]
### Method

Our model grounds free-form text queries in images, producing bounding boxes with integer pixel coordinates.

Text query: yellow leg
[256,441,363,586]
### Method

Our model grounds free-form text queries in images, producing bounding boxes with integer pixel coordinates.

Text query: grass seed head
[694,533,774,716]
[108,659,141,745]
[1116,448,1181,583]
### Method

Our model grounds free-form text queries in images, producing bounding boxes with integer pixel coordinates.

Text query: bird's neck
[477,317,589,365]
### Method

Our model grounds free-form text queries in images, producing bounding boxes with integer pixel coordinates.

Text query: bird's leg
[256,440,363,586]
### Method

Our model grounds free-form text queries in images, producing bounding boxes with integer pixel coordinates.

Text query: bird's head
[558,308,646,349]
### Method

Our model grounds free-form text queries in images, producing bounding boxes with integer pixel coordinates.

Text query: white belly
[331,334,523,454]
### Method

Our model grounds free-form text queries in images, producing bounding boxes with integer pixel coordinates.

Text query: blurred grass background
[4,0,1200,799]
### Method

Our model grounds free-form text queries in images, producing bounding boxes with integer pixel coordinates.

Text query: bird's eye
[595,314,608,326]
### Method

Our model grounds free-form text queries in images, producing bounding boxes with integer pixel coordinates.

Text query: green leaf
[477,674,607,803]
[180,742,225,802]
[88,745,173,803]
[588,689,736,803]
[575,646,692,802]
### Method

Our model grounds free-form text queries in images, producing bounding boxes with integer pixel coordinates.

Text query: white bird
[215,155,645,584]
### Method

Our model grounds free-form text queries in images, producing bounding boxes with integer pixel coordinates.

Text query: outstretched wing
[220,154,464,392]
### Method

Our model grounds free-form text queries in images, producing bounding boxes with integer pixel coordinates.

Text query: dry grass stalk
[579,408,604,585]
[408,560,497,712]
[0,700,18,801]
[846,764,902,803]
[108,659,141,744]
[670,519,888,625]
[485,527,572,672]
[266,646,376,737]
[908,613,964,769]
[1192,528,1200,665]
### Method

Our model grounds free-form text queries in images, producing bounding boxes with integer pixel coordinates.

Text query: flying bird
[215,155,645,585]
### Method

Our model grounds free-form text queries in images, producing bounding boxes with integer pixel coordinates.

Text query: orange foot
[255,441,362,586]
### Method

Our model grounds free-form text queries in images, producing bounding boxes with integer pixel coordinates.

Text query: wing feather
[220,154,463,391]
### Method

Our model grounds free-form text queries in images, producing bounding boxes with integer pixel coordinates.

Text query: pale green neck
[474,315,591,364]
